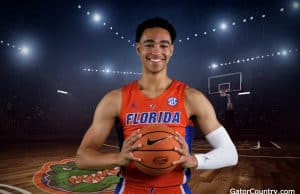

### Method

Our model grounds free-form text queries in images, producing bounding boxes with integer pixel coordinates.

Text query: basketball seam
[135,161,174,170]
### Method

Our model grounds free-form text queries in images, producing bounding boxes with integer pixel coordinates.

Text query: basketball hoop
[219,89,229,97]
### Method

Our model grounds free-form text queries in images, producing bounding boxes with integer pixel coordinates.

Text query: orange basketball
[132,124,181,176]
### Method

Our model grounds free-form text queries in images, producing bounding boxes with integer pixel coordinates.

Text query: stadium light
[238,91,251,95]
[20,46,30,56]
[92,13,101,23]
[292,1,299,9]
[281,50,288,56]
[211,63,218,69]
[57,90,69,95]
[220,22,228,31]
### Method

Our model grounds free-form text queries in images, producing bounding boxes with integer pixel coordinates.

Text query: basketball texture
[132,124,181,176]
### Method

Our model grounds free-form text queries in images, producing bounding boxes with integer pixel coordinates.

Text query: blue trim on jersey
[182,183,192,194]
[185,125,195,153]
[184,125,195,183]
[115,177,124,194]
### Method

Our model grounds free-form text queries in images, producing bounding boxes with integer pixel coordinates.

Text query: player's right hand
[117,129,142,166]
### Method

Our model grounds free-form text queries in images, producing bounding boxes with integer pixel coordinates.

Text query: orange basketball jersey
[117,80,195,188]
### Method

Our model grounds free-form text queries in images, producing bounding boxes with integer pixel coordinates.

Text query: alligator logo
[33,158,120,193]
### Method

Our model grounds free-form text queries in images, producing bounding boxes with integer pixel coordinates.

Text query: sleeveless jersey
[117,80,195,187]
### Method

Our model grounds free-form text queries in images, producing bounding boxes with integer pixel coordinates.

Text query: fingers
[128,152,142,162]
[173,156,186,166]
[174,147,185,155]
[129,143,142,151]
[174,131,189,155]
[124,129,142,146]
[118,129,143,166]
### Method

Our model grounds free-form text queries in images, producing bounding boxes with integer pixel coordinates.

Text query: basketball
[132,124,181,176]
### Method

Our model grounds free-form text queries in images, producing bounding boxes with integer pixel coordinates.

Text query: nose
[151,43,161,54]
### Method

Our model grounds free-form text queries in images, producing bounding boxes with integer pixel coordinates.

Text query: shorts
[115,178,192,194]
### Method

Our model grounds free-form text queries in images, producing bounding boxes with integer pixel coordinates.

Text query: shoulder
[101,88,122,104]
[185,86,207,101]
[184,86,215,117]
[94,88,122,116]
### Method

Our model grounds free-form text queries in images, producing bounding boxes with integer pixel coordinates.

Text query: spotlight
[211,63,218,69]
[292,1,299,9]
[281,50,288,56]
[220,22,228,31]
[20,46,29,56]
[92,13,101,22]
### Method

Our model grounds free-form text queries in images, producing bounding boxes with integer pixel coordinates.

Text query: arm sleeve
[194,126,238,169]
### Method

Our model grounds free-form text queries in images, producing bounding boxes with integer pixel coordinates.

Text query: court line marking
[269,141,281,149]
[0,184,31,194]
[239,154,300,159]
[0,189,11,194]
[102,143,300,159]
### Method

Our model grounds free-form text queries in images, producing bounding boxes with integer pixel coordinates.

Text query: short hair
[135,17,176,43]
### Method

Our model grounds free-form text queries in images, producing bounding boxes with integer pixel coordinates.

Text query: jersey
[116,80,195,188]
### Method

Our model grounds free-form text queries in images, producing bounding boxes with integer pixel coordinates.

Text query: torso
[117,80,195,187]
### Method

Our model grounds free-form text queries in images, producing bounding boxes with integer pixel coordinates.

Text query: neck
[138,71,172,91]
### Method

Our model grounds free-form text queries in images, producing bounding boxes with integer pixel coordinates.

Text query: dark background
[0,0,299,142]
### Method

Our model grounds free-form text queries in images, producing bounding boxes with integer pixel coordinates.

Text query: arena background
[0,0,299,193]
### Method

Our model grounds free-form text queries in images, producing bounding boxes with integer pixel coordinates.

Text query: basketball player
[76,17,238,194]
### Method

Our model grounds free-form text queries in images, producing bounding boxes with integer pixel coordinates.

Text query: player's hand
[173,131,198,169]
[117,129,142,166]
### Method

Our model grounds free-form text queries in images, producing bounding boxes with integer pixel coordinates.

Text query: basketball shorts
[115,178,192,194]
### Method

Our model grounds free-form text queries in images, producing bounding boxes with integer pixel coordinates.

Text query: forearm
[76,147,120,170]
[194,127,238,169]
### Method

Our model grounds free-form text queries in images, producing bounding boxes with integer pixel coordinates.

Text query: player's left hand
[173,131,198,169]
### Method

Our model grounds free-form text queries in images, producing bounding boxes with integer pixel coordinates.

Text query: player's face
[136,27,174,74]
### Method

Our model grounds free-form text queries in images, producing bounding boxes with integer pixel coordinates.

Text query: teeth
[150,59,162,62]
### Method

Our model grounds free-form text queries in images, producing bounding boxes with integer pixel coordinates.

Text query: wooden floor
[0,139,299,194]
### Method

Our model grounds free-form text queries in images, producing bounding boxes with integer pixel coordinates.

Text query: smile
[150,58,163,62]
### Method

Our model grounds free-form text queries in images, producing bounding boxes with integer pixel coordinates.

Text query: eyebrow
[143,39,171,44]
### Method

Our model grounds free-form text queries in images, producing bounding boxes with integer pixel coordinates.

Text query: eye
[62,167,72,171]
[160,44,169,48]
[144,43,154,48]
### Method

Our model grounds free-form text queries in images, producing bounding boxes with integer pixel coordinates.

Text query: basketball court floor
[0,138,299,194]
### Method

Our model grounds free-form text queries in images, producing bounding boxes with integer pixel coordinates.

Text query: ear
[136,43,141,55]
[170,44,174,56]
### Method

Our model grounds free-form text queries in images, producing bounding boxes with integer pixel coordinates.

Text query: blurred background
[0,0,299,143]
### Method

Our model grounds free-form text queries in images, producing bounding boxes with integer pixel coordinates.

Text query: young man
[76,17,238,194]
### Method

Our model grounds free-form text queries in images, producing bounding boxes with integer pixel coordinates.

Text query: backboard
[208,72,242,95]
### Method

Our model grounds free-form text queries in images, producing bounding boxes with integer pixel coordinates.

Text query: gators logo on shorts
[33,158,120,193]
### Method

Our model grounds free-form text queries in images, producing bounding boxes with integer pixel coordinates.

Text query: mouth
[150,58,163,62]
[68,168,119,184]
[146,57,165,63]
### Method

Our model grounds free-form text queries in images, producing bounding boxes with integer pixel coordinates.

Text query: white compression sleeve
[194,127,238,169]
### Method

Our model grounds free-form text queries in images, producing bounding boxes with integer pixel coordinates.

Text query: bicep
[186,88,221,135]
[79,90,121,150]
